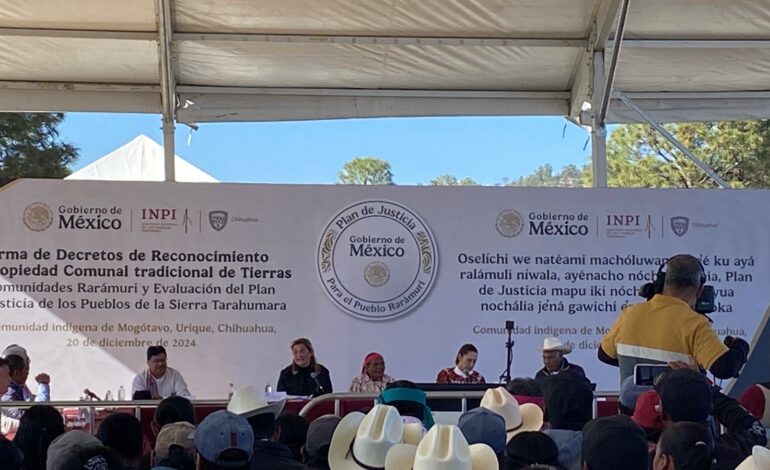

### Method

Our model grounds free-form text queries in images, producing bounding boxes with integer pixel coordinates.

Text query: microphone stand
[499,325,514,384]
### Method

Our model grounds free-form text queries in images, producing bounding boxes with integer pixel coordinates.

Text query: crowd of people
[0,253,768,469]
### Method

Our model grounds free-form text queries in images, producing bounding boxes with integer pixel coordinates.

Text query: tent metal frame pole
[598,0,630,126]
[158,0,176,182]
[591,51,608,188]
[613,90,731,188]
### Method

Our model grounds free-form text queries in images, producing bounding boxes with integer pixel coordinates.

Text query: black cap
[505,431,559,467]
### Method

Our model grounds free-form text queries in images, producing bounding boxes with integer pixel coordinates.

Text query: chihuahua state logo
[317,200,438,321]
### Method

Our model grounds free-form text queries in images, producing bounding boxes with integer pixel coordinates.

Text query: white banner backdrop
[0,180,768,399]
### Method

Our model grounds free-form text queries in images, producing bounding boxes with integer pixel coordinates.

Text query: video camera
[639,258,716,315]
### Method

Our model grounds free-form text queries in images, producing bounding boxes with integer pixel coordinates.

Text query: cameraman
[598,254,749,385]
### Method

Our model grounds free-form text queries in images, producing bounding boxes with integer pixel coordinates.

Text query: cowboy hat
[227,386,285,419]
[329,404,406,470]
[384,425,499,470]
[540,337,572,354]
[736,446,770,470]
[480,387,544,441]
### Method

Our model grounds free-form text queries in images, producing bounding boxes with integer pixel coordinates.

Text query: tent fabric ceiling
[1,0,769,123]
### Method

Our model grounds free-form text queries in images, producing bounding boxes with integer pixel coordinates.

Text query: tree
[591,121,770,188]
[509,163,586,188]
[0,113,79,180]
[429,174,478,186]
[338,157,393,185]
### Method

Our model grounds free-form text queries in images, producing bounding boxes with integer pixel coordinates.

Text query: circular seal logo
[496,209,524,237]
[317,200,438,321]
[23,203,53,231]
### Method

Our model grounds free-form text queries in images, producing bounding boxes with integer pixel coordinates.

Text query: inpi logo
[317,200,438,321]
[142,209,177,221]
[606,215,640,226]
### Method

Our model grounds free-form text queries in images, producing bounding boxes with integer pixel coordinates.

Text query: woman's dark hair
[276,414,309,462]
[657,422,712,470]
[506,378,543,397]
[455,344,478,365]
[291,338,319,373]
[13,404,65,470]
[96,413,144,464]
[154,396,195,428]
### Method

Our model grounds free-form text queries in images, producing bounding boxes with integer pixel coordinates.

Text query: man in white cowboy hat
[384,424,499,470]
[534,337,586,381]
[329,404,423,470]
[736,446,770,470]
[480,387,544,442]
[226,386,304,470]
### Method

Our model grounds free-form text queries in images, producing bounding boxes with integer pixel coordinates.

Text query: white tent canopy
[65,134,217,182]
[2,0,769,124]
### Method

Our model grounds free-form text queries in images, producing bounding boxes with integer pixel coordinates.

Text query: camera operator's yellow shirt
[600,294,728,381]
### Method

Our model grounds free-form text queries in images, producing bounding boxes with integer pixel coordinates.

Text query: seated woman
[436,343,486,384]
[349,352,395,393]
[277,338,332,397]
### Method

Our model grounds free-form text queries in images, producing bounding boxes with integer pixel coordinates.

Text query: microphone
[83,388,102,401]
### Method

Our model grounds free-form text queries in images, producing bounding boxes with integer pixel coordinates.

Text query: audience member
[436,343,486,384]
[226,386,302,470]
[13,404,65,470]
[383,424,498,469]
[379,380,434,430]
[152,421,195,470]
[535,338,586,381]
[0,437,22,470]
[582,415,648,470]
[328,405,407,469]
[349,353,395,393]
[506,377,542,397]
[277,338,332,397]
[194,411,253,470]
[276,414,308,463]
[541,371,593,470]
[96,413,144,470]
[458,407,506,463]
[2,351,50,431]
[152,396,196,436]
[302,415,340,469]
[480,387,544,442]
[1,345,50,403]
[504,431,561,470]
[653,422,712,470]
[631,389,664,443]
[736,446,770,469]
[47,430,102,470]
[59,446,125,470]
[738,381,770,427]
[132,347,191,400]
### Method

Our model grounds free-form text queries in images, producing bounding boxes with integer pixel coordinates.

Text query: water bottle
[265,384,272,394]
[104,390,113,401]
[117,385,125,401]
[228,383,234,399]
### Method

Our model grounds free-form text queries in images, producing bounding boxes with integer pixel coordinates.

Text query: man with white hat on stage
[534,337,586,381]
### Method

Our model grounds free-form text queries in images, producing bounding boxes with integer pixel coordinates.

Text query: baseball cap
[582,416,648,470]
[458,407,506,455]
[46,431,101,470]
[155,422,196,460]
[194,410,254,467]
[305,415,342,459]
[655,368,712,422]
[631,390,664,431]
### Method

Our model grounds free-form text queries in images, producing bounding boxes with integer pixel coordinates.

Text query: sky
[59,113,595,185]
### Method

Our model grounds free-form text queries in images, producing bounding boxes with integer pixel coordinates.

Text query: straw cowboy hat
[330,404,416,470]
[480,387,544,441]
[736,446,770,470]
[541,337,572,354]
[384,425,499,470]
[226,386,286,418]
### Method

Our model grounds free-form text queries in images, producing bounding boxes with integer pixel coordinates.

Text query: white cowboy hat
[540,337,572,354]
[384,425,499,470]
[226,386,286,419]
[480,387,544,441]
[736,446,770,470]
[329,404,406,470]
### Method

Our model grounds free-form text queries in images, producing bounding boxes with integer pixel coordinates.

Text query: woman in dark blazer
[277,337,332,396]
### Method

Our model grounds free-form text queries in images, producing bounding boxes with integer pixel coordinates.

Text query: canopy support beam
[158,0,176,182]
[613,90,731,188]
